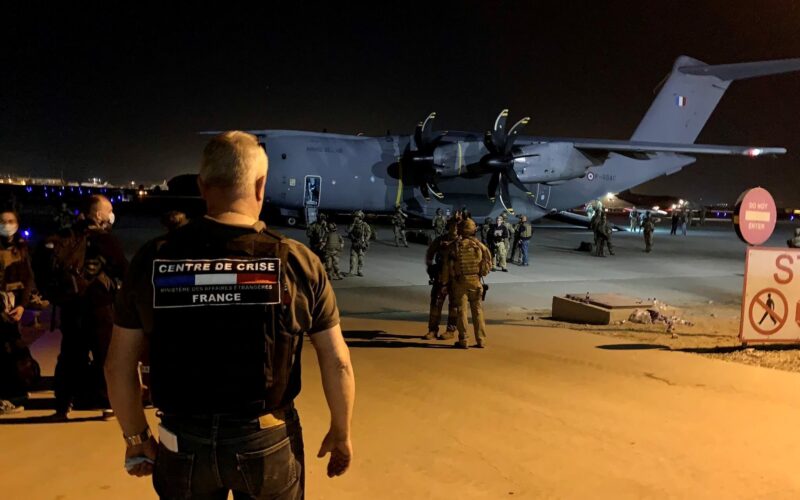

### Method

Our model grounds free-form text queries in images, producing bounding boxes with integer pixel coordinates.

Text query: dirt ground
[517,301,800,373]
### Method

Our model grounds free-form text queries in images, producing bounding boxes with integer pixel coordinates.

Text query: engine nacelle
[512,142,592,184]
[431,141,487,177]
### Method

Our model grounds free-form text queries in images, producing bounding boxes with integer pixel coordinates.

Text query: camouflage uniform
[347,211,372,276]
[323,223,344,279]
[423,222,459,340]
[392,207,408,247]
[643,215,655,253]
[442,219,492,348]
[593,211,614,256]
[432,209,447,240]
[305,214,328,258]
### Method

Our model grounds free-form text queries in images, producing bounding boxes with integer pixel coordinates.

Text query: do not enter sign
[740,248,800,343]
[734,187,777,246]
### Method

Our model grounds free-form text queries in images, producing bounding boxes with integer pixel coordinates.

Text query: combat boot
[439,329,456,340]
[422,331,437,340]
[454,340,468,349]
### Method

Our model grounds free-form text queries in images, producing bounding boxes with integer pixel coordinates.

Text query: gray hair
[199,131,267,193]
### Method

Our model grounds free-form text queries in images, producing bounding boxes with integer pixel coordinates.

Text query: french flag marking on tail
[675,95,687,107]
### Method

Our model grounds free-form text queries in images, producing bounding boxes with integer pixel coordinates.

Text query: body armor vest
[149,220,296,415]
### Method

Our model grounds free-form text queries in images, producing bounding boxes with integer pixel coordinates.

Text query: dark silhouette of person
[758,293,777,325]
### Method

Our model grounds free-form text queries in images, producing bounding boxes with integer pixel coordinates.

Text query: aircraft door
[535,184,550,208]
[304,175,322,224]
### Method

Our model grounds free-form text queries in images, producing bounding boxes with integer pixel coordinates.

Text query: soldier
[642,213,656,252]
[432,208,447,240]
[593,210,615,257]
[629,208,639,232]
[323,222,345,280]
[423,221,459,340]
[509,215,522,264]
[392,206,408,247]
[514,215,533,266]
[501,212,514,253]
[442,219,492,349]
[787,227,800,248]
[488,216,510,271]
[306,212,328,258]
[481,217,492,246]
[347,210,372,276]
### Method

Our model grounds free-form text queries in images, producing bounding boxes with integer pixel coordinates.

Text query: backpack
[34,229,89,303]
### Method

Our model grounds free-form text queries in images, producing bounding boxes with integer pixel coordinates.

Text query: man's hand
[125,436,158,477]
[317,428,352,477]
[9,306,24,322]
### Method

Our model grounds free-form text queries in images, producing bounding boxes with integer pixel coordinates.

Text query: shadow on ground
[343,330,455,349]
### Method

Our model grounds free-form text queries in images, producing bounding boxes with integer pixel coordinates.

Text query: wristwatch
[123,427,152,447]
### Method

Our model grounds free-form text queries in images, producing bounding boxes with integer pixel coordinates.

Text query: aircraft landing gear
[286,216,297,226]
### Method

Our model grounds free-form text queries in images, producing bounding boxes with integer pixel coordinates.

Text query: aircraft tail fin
[631,56,800,143]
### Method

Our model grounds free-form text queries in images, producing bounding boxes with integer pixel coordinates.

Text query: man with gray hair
[106,131,355,498]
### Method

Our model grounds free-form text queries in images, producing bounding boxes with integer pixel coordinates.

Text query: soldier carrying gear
[323,222,345,280]
[306,213,329,258]
[513,215,533,266]
[392,206,408,248]
[432,208,447,240]
[347,211,372,276]
[593,210,615,257]
[442,218,492,349]
[642,213,656,253]
[488,216,510,271]
[423,220,459,340]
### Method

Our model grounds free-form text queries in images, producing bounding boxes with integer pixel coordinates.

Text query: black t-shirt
[114,217,340,406]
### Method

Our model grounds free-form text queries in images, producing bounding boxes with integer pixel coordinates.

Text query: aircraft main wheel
[286,217,297,226]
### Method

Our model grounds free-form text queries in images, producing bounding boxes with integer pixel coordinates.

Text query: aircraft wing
[569,139,786,157]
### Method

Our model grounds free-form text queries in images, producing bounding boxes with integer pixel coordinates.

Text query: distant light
[745,148,763,157]
[22,230,30,238]
[653,206,660,210]
[606,192,614,199]
[679,199,685,205]
[671,204,677,210]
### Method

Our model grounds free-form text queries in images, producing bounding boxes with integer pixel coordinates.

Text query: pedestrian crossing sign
[739,247,800,343]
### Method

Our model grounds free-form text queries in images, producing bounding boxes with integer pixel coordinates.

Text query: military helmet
[484,217,492,224]
[318,212,327,221]
[459,218,478,236]
[328,222,337,231]
[354,210,365,219]
[436,208,443,215]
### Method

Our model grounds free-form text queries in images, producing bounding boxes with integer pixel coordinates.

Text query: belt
[159,406,290,430]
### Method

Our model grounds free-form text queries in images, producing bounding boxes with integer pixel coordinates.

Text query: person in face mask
[42,195,128,420]
[0,210,36,414]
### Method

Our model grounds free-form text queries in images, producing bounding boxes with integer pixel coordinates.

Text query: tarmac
[3,218,800,499]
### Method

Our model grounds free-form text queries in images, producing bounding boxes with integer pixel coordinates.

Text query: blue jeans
[154,408,304,499]
[520,239,530,265]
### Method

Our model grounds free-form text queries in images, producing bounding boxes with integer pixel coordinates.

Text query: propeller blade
[427,182,444,199]
[419,183,431,201]
[491,109,509,151]
[487,172,500,201]
[506,166,534,197]
[499,174,514,214]
[420,112,437,145]
[413,122,423,151]
[504,116,530,155]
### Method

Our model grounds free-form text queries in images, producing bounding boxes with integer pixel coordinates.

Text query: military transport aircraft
[212,55,800,225]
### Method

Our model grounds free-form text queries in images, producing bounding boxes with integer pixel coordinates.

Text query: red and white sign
[740,247,800,343]
[734,187,777,246]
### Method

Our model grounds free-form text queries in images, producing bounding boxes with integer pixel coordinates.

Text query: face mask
[107,212,116,226]
[0,224,18,238]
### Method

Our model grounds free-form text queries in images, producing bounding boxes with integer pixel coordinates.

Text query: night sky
[2,2,799,205]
